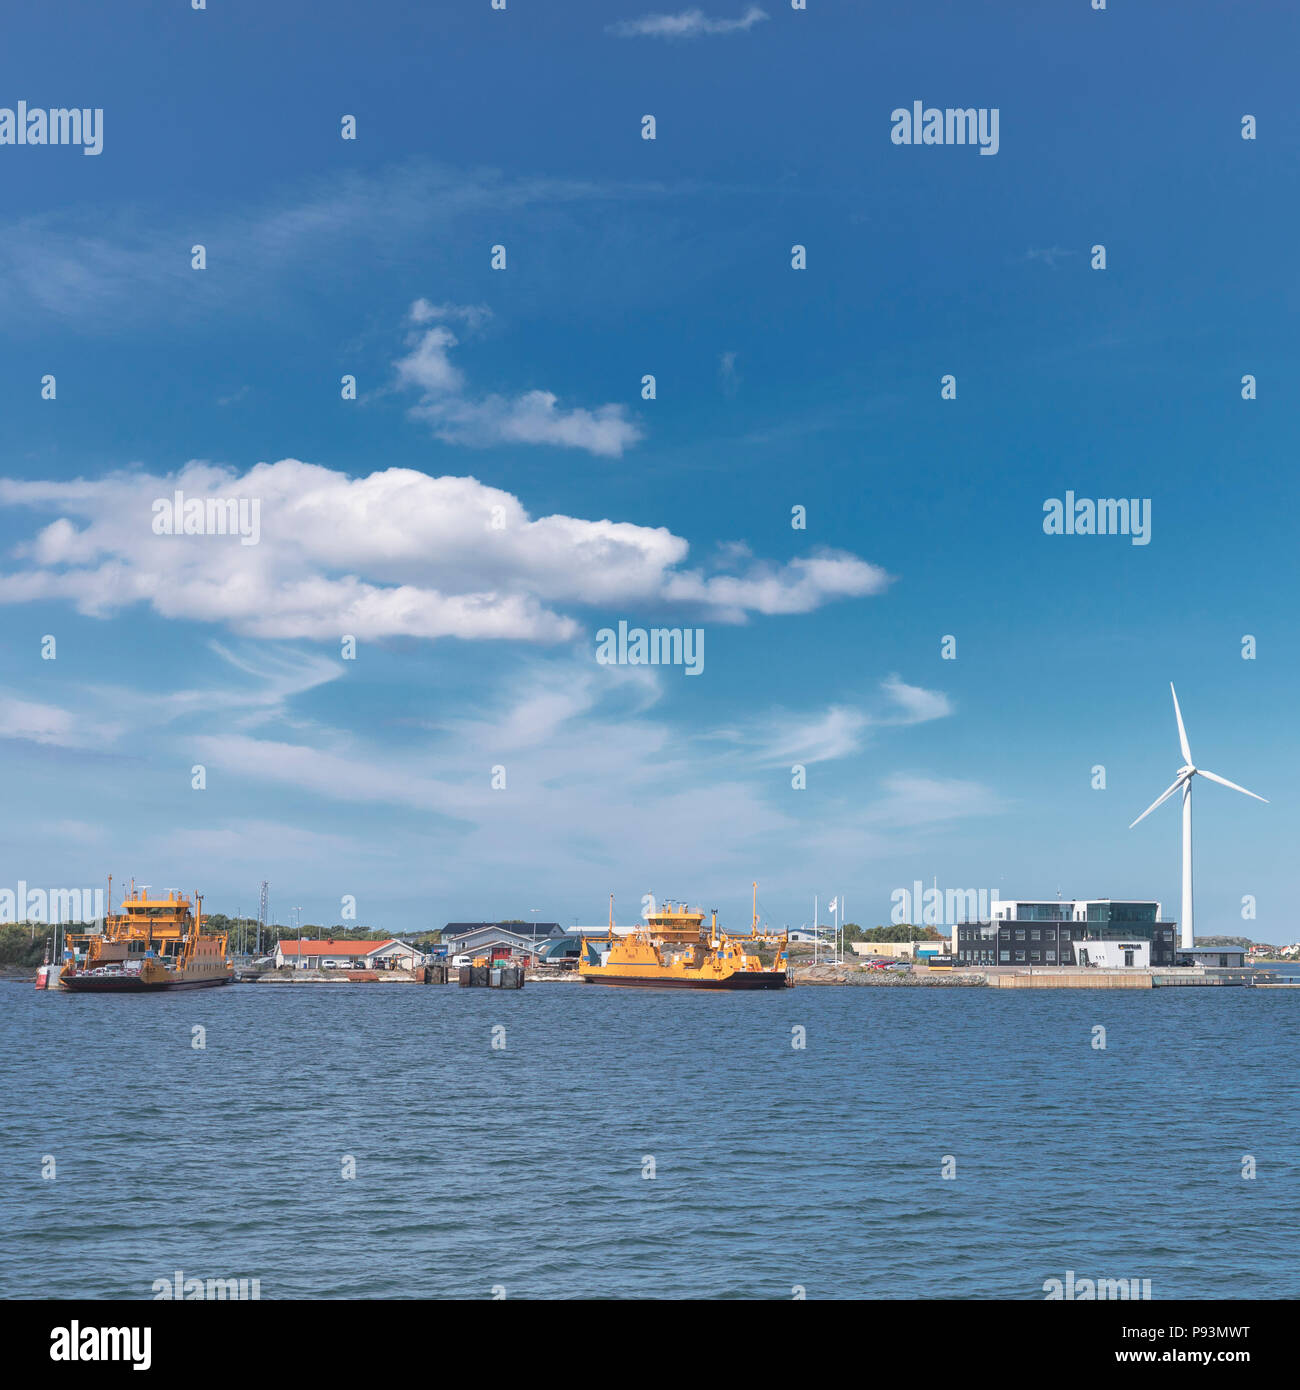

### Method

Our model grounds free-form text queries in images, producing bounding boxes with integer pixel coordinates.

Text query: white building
[365,939,424,968]
[990,899,1164,923]
[274,937,425,969]
[1073,939,1150,969]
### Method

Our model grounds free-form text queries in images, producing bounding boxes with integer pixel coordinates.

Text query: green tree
[0,923,56,968]
[861,923,942,943]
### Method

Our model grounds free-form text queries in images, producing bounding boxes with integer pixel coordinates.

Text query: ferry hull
[581,970,790,990]
[60,973,232,993]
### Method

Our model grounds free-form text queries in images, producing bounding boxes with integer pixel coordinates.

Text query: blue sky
[0,2,1294,937]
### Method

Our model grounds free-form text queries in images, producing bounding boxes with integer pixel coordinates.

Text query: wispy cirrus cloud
[608,6,769,38]
[0,694,121,749]
[394,300,643,458]
[865,773,1003,827]
[749,677,953,765]
[0,162,675,327]
[182,656,995,900]
[0,644,339,753]
[719,349,741,396]
[1024,246,1076,268]
[878,675,953,725]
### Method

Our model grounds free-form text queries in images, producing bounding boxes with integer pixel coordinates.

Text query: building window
[1000,950,1010,963]
[1030,950,1041,962]
[1014,950,1026,962]
[1015,929,1026,941]
[1046,950,1056,963]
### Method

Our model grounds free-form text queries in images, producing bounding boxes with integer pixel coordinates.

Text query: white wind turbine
[1130,684,1267,951]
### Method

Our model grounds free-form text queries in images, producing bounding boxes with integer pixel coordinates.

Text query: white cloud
[0,645,339,753]
[760,705,873,764]
[1025,246,1076,267]
[175,657,996,909]
[866,773,1002,827]
[44,819,108,843]
[0,642,995,919]
[395,301,643,458]
[879,675,953,725]
[153,820,366,865]
[0,163,666,325]
[752,678,952,764]
[609,6,769,38]
[0,695,116,748]
[0,460,888,643]
[664,551,890,620]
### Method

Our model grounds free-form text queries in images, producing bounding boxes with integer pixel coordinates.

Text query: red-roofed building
[274,938,423,970]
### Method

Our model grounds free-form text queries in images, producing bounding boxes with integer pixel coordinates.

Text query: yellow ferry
[580,885,791,990]
[56,880,232,993]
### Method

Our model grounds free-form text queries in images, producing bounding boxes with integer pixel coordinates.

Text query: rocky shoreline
[791,964,986,987]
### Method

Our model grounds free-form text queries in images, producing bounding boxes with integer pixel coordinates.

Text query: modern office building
[953,899,1178,967]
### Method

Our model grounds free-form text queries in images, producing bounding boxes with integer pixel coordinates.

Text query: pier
[990,967,1273,989]
[991,970,1152,989]
[459,964,524,989]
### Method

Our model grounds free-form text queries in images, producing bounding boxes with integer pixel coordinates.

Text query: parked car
[451,953,472,967]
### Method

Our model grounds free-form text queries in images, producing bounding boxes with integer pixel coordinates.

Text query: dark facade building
[955,899,1177,967]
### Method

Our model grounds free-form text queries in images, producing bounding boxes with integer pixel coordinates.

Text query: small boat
[34,938,58,991]
[57,881,232,993]
[580,885,791,990]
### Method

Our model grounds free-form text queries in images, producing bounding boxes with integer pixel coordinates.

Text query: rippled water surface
[2,975,1297,1299]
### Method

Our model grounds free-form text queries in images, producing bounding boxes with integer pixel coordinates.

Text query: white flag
[827,898,838,914]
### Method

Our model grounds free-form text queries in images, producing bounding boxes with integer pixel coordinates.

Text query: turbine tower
[1130,684,1267,951]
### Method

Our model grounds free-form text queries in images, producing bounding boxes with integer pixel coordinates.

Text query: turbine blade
[1130,776,1185,829]
[1170,683,1192,764]
[1198,768,1268,804]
